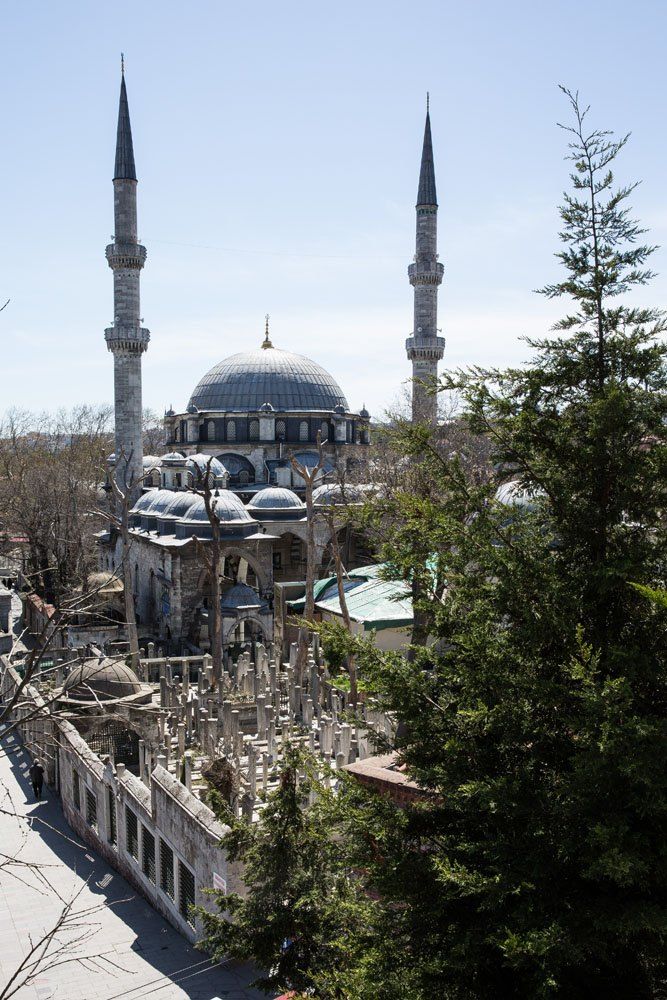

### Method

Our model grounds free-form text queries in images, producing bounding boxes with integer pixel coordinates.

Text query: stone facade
[1,661,243,943]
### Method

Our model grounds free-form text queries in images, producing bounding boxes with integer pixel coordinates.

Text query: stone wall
[0,660,242,944]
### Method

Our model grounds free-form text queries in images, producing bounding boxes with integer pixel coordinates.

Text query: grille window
[275,419,286,440]
[249,419,259,441]
[107,786,117,845]
[226,420,236,442]
[160,839,175,899]
[126,806,138,859]
[178,860,196,926]
[207,420,215,440]
[72,771,81,811]
[85,788,97,828]
[299,420,309,442]
[142,827,156,883]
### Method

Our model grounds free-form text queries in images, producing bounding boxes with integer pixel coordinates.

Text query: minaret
[105,61,149,498]
[405,97,444,424]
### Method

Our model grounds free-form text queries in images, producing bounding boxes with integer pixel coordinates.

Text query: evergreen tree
[327,89,667,998]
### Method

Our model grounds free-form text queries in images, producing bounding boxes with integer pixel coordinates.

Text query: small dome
[334,404,346,415]
[182,490,254,524]
[220,582,268,611]
[165,405,175,417]
[189,347,349,413]
[259,401,274,413]
[359,405,370,419]
[161,492,201,519]
[248,487,304,511]
[160,451,185,464]
[63,659,142,702]
[130,488,159,514]
[142,488,179,516]
[313,483,362,506]
[186,400,198,414]
[185,454,227,479]
[495,480,545,511]
[142,455,161,469]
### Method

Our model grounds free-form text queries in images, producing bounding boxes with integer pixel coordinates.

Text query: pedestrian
[29,759,44,800]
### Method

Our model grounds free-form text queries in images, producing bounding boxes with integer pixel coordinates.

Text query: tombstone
[183,752,192,791]
[256,694,266,736]
[177,722,186,758]
[147,641,155,659]
[262,751,269,792]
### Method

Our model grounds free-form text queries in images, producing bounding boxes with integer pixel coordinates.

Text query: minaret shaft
[105,73,149,498]
[405,108,444,424]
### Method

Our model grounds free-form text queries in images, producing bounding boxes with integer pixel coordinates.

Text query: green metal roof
[315,576,413,631]
[285,563,413,629]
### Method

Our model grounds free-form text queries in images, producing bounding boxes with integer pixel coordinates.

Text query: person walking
[29,759,44,800]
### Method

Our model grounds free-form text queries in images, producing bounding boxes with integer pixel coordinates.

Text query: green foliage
[197,92,667,999]
[341,90,667,998]
[196,746,384,997]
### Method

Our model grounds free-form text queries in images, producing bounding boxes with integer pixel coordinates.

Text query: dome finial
[262,313,273,349]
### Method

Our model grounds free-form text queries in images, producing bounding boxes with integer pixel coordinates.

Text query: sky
[2,0,667,420]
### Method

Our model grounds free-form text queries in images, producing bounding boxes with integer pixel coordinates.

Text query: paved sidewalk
[0,728,267,1000]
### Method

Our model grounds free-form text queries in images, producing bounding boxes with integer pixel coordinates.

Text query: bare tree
[290,432,327,683]
[188,459,224,690]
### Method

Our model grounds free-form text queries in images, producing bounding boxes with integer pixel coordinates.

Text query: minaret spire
[114,65,137,181]
[104,65,150,498]
[405,99,444,425]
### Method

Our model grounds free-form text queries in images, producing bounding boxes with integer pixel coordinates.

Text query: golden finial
[262,313,273,349]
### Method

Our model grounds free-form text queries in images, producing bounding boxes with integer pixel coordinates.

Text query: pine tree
[333,89,667,998]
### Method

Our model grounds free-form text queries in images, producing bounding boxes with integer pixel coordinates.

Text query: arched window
[207,420,215,441]
[299,420,309,442]
[275,419,286,440]
[320,421,329,441]
[249,419,259,441]
[174,425,179,442]
[239,470,250,485]
[226,420,236,442]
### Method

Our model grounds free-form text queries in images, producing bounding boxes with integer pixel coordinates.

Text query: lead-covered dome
[189,347,349,413]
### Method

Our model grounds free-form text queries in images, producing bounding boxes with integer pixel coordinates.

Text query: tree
[197,746,386,998]
[318,90,667,998]
[290,432,327,683]
[188,460,224,689]
[0,406,113,601]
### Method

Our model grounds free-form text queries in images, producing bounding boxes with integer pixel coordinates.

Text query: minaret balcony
[105,325,150,354]
[105,242,147,269]
[408,261,444,286]
[405,335,445,361]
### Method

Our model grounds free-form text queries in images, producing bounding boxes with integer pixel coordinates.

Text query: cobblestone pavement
[0,728,267,1000]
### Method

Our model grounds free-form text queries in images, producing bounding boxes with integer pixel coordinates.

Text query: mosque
[98,69,443,655]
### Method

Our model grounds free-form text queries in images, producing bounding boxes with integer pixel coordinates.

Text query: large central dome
[189,347,349,413]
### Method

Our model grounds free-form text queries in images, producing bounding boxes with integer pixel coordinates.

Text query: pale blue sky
[2,1,666,419]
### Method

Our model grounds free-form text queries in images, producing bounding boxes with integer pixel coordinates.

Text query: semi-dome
[63,659,143,702]
[182,491,253,524]
[160,451,185,464]
[189,347,349,413]
[247,487,304,511]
